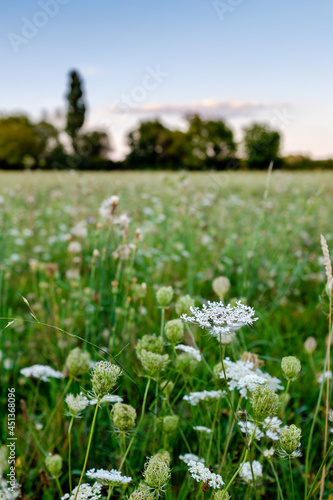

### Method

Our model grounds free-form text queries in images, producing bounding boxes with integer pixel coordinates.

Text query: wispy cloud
[108,98,274,117]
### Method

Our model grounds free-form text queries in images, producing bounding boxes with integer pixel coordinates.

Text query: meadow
[0,170,332,500]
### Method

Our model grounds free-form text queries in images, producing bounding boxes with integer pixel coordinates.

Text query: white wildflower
[263,448,275,458]
[183,390,224,406]
[89,394,123,405]
[61,482,102,500]
[86,468,132,486]
[317,371,332,383]
[179,454,205,465]
[219,358,283,399]
[193,426,212,434]
[239,420,264,441]
[0,478,21,499]
[68,241,82,253]
[239,461,263,484]
[99,196,119,219]
[71,221,88,238]
[181,301,258,342]
[188,461,224,489]
[20,364,64,382]
[263,416,282,440]
[175,344,201,362]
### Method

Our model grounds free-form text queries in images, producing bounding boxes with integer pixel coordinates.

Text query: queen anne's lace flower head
[181,300,258,343]
[218,358,283,399]
[179,454,205,465]
[188,461,224,489]
[61,482,102,500]
[193,426,212,434]
[183,390,224,406]
[0,477,21,500]
[86,468,132,486]
[239,461,263,484]
[20,364,64,382]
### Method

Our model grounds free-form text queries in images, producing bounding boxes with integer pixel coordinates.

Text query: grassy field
[0,170,332,500]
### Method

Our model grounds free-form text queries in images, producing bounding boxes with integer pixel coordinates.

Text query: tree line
[1,70,332,171]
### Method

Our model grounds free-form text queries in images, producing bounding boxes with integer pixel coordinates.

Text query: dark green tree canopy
[184,114,236,168]
[65,70,86,153]
[243,122,281,169]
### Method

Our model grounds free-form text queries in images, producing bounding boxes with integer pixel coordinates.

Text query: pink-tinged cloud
[108,98,275,117]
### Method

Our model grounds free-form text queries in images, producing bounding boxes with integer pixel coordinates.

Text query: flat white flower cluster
[193,426,212,434]
[20,364,64,382]
[61,482,102,500]
[86,468,132,486]
[175,344,202,362]
[188,461,224,489]
[219,358,283,398]
[183,390,224,406]
[239,460,263,484]
[239,417,282,441]
[181,301,258,342]
[0,478,21,500]
[179,454,205,465]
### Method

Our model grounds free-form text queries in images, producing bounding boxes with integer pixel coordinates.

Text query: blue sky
[1,0,332,159]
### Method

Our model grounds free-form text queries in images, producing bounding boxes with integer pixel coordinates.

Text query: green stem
[119,378,151,470]
[224,425,257,493]
[74,401,100,500]
[206,398,220,463]
[68,416,74,494]
[269,460,285,500]
[304,322,333,497]
[160,307,165,338]
[306,441,333,499]
[55,477,63,497]
[107,485,114,500]
[281,380,291,405]
[219,343,248,448]
[289,458,295,500]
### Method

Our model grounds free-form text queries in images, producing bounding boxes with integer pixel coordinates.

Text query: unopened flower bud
[91,361,122,398]
[136,335,164,357]
[163,415,179,433]
[175,295,194,316]
[66,347,91,377]
[143,454,171,490]
[175,353,199,373]
[279,425,302,454]
[139,350,169,378]
[304,337,317,354]
[281,356,301,381]
[45,454,63,478]
[65,393,89,416]
[213,490,231,500]
[156,286,173,308]
[250,384,279,422]
[112,402,137,433]
[130,483,155,499]
[160,380,174,399]
[92,249,100,258]
[165,319,183,345]
[212,276,230,300]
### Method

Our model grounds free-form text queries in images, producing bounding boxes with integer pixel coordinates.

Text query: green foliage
[243,122,281,169]
[65,70,86,154]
